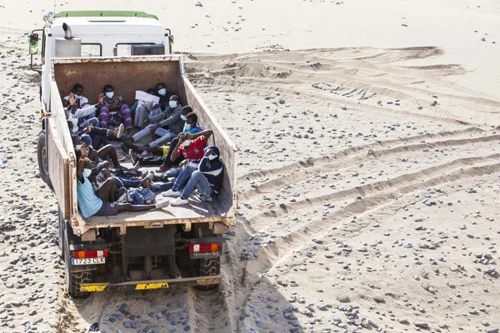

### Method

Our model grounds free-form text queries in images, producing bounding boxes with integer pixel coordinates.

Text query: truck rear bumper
[81,275,222,293]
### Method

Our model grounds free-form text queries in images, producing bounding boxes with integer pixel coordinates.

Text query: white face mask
[83,168,92,178]
[183,139,192,147]
[169,101,178,109]
[158,88,167,96]
[74,94,82,99]
[208,154,218,161]
[105,91,114,99]
[180,114,187,121]
[183,123,192,132]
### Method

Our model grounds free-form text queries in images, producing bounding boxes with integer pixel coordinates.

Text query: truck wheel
[196,257,220,290]
[64,224,92,298]
[37,131,52,188]
[66,268,93,298]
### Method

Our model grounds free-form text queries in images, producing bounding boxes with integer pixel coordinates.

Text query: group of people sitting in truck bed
[63,82,224,218]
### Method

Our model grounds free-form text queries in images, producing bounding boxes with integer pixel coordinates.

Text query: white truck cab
[29,10,174,115]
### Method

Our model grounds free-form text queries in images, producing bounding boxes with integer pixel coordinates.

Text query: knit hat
[80,134,92,148]
[204,145,220,158]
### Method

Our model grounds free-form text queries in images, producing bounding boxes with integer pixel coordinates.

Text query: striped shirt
[76,177,103,218]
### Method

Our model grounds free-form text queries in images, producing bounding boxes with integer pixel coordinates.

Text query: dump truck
[29,11,237,297]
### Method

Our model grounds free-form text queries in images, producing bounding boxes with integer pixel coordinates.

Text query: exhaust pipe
[62,23,72,40]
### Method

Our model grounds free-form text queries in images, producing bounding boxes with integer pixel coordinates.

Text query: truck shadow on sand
[215,216,308,333]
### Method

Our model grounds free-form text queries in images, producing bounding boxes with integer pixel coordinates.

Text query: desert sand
[0,0,499,332]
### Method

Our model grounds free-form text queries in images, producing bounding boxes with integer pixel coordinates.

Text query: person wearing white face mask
[157,111,203,172]
[137,82,169,126]
[133,83,171,128]
[98,84,134,136]
[168,129,213,170]
[159,129,214,197]
[127,95,183,145]
[63,83,102,135]
[155,82,170,106]
[133,88,158,128]
[123,110,204,171]
[75,145,169,218]
[147,96,186,147]
[167,145,224,206]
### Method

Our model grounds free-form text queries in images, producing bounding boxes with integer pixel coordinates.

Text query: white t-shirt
[63,96,96,132]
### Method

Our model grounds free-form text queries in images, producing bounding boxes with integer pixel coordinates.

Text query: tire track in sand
[238,131,500,201]
[242,153,500,230]
[260,159,500,267]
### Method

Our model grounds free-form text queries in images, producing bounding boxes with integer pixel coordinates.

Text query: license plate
[71,257,106,265]
[190,251,221,259]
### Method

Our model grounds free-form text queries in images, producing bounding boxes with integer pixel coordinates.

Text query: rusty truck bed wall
[53,56,185,104]
[51,56,237,236]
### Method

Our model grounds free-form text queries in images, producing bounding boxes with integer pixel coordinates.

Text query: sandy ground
[0,0,499,332]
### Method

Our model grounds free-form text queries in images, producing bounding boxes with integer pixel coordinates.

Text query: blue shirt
[184,125,202,134]
[76,177,103,218]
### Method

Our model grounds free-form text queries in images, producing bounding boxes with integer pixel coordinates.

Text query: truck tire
[196,257,221,290]
[64,223,92,298]
[37,131,52,188]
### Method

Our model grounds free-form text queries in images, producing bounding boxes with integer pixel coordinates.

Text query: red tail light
[72,250,108,259]
[189,243,222,253]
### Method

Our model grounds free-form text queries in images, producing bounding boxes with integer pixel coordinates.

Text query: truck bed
[48,56,237,236]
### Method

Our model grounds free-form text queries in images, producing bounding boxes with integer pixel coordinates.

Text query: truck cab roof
[55,10,159,20]
[49,15,166,36]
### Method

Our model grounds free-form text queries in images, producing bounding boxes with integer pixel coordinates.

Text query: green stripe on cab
[55,11,158,20]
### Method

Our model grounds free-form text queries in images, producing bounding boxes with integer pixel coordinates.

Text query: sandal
[129,149,137,164]
[146,171,155,182]
[116,123,125,139]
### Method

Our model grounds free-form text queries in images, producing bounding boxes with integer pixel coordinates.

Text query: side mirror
[169,35,174,44]
[29,33,39,55]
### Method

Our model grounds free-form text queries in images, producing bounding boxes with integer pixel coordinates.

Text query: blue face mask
[169,101,178,109]
[183,123,191,132]
[180,114,187,121]
[158,88,167,96]
[105,91,114,99]
[74,94,82,99]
